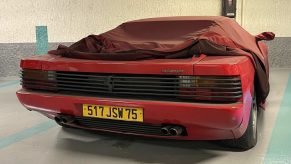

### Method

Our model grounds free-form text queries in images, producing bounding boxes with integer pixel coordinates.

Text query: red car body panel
[20,54,250,76]
[17,53,257,140]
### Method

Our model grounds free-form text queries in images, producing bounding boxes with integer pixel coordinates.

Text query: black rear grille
[75,116,163,136]
[20,69,243,103]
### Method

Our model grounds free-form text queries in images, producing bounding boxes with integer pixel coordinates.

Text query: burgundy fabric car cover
[49,16,275,105]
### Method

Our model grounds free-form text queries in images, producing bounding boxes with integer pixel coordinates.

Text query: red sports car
[17,16,274,150]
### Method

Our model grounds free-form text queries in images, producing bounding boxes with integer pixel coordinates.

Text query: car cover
[48,16,275,105]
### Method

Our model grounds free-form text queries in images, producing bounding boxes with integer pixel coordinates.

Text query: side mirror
[255,32,275,41]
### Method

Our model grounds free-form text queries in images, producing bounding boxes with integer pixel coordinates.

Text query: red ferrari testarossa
[17,16,274,150]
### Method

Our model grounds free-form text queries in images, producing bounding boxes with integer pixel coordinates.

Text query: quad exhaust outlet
[55,115,185,136]
[160,125,184,136]
[55,115,75,124]
[169,126,183,136]
[161,125,172,135]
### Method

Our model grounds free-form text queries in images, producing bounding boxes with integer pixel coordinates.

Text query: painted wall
[241,0,291,37]
[1,0,290,43]
[0,0,221,43]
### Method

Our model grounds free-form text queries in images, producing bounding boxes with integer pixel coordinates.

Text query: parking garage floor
[0,69,290,164]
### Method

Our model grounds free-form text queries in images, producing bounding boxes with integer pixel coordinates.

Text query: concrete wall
[239,0,291,69]
[0,0,290,77]
[0,0,221,43]
[240,0,291,37]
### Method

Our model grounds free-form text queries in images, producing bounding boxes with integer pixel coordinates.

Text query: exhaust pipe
[55,116,62,124]
[161,125,172,135]
[61,115,74,123]
[169,126,183,136]
[55,115,74,124]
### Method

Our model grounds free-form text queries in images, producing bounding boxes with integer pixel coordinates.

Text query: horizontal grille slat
[112,76,241,81]
[75,117,162,136]
[21,70,243,103]
[53,72,108,79]
[112,83,242,90]
[80,123,161,133]
[22,78,107,86]
[55,76,107,82]
[81,123,160,132]
[113,80,242,85]
[116,86,241,91]
[112,91,243,98]
[79,119,161,129]
[113,87,243,94]
[21,81,108,90]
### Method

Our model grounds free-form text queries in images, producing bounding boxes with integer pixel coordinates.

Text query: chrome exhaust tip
[60,115,74,123]
[161,125,171,135]
[54,116,62,123]
[169,126,183,136]
[55,115,74,124]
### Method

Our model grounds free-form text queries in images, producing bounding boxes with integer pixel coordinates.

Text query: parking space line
[264,73,291,163]
[0,120,56,150]
[0,81,19,88]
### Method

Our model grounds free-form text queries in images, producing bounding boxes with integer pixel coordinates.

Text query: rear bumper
[16,89,250,140]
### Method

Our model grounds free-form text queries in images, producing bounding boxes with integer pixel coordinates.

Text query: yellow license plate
[82,104,143,122]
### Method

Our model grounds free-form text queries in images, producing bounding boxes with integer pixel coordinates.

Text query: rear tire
[223,92,258,150]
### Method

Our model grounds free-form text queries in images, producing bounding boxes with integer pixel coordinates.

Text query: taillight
[178,76,242,102]
[21,69,57,90]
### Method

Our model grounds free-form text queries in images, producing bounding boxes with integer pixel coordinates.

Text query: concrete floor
[0,69,290,164]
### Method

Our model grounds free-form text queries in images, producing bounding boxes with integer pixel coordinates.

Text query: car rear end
[16,54,255,140]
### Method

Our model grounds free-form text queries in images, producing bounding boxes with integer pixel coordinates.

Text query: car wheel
[223,92,258,150]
